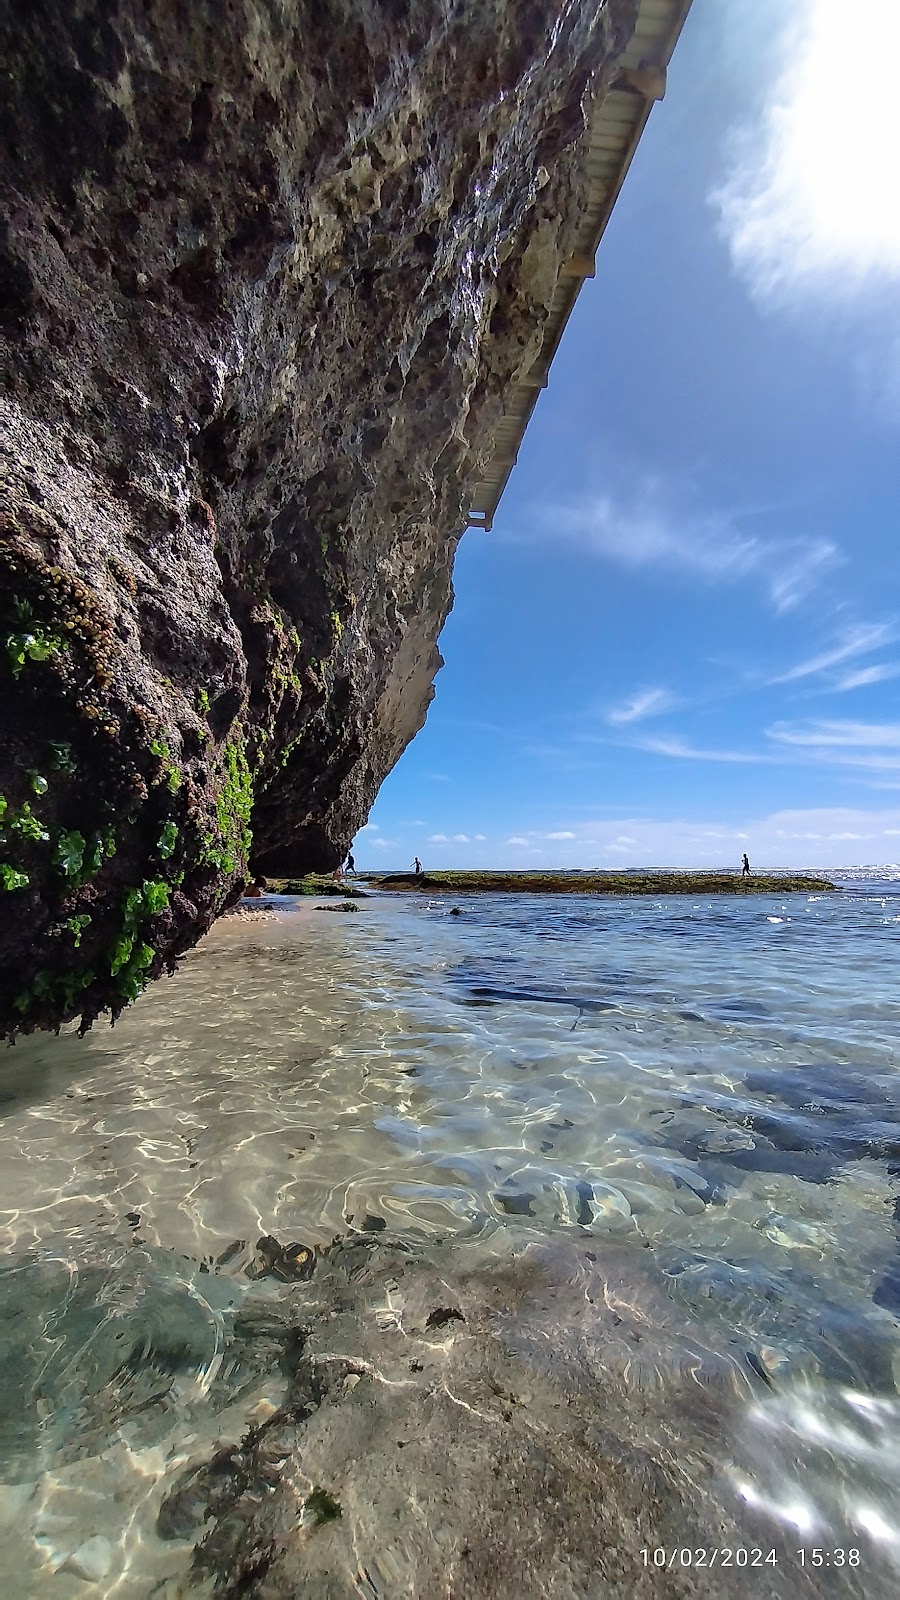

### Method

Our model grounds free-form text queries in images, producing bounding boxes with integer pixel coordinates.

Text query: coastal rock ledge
[0,0,637,1034]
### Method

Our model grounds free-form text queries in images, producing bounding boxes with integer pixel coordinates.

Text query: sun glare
[717,0,900,297]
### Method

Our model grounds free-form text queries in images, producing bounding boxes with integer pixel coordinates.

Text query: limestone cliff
[0,0,637,1034]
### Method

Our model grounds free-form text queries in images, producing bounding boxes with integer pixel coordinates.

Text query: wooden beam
[560,252,596,279]
[615,63,667,100]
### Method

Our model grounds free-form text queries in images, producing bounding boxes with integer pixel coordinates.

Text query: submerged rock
[251,1235,317,1282]
[0,0,637,1035]
[60,1536,113,1584]
[153,1234,879,1599]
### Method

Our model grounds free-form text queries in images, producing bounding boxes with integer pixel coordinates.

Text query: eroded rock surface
[150,1234,869,1600]
[0,1230,894,1595]
[0,0,637,1034]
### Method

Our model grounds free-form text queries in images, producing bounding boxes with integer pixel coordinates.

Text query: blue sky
[362,0,900,870]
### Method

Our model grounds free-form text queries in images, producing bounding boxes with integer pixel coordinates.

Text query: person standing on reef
[345,851,355,877]
[741,853,751,877]
[414,857,423,875]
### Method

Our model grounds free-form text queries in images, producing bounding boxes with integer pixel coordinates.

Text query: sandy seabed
[0,895,894,1598]
[0,1225,875,1600]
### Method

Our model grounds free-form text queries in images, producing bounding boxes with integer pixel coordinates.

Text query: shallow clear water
[1,884,899,1593]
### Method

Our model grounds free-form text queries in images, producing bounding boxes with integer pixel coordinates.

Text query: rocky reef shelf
[374,871,836,894]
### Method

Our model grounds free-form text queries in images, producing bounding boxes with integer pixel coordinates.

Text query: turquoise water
[0,882,898,1592]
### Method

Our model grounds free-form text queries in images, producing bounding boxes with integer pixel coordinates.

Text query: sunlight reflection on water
[0,888,898,1594]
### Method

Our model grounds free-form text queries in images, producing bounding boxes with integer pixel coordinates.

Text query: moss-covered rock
[0,0,638,1033]
[374,871,837,895]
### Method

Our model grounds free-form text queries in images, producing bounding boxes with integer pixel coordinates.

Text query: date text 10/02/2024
[640,1549,862,1569]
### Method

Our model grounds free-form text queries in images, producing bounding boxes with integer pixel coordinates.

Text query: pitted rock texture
[151,1235,863,1600]
[0,0,637,1034]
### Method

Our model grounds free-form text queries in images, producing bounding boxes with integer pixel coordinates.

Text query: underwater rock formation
[147,1234,869,1600]
[0,0,637,1033]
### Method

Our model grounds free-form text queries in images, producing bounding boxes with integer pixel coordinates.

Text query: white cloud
[819,752,900,773]
[769,623,896,684]
[769,720,900,750]
[557,493,757,578]
[545,488,837,614]
[489,809,900,868]
[836,663,900,691]
[428,833,449,843]
[429,832,474,843]
[768,541,840,614]
[358,822,379,832]
[714,1,900,304]
[764,719,900,773]
[474,833,487,841]
[405,810,900,868]
[607,687,675,725]
[638,736,766,764]
[545,830,576,840]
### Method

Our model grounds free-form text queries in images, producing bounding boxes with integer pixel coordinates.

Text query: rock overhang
[0,0,691,1035]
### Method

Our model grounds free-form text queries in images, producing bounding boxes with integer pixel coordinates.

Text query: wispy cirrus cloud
[768,622,896,684]
[607,686,676,725]
[635,718,900,774]
[793,751,900,774]
[768,541,841,614]
[596,625,897,732]
[506,829,578,842]
[637,735,767,765]
[835,663,900,692]
[429,832,480,843]
[769,720,900,750]
[765,719,900,775]
[542,487,838,614]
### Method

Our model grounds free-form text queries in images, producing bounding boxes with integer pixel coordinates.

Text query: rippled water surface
[1,884,899,1594]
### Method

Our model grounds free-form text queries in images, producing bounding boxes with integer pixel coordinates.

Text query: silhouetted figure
[741,853,751,877]
[345,851,356,876]
[414,857,423,875]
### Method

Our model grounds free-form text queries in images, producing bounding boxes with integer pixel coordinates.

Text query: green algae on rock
[0,0,639,1035]
[271,875,366,898]
[374,871,837,894]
